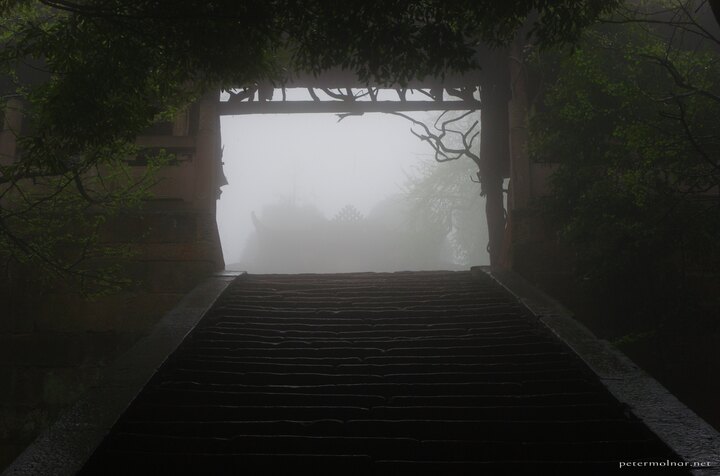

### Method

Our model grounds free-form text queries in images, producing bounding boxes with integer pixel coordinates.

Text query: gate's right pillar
[503,38,573,286]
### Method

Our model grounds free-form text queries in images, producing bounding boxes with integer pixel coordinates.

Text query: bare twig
[641,54,720,103]
[389,111,481,167]
[320,88,354,101]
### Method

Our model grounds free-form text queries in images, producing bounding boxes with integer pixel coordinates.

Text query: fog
[217,97,489,273]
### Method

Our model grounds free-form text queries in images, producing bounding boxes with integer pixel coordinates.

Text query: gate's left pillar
[122,90,225,294]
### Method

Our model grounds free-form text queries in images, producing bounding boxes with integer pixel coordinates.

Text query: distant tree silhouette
[403,159,490,266]
[332,205,364,224]
[239,198,454,273]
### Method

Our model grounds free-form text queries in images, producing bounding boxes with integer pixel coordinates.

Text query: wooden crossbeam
[218,100,480,115]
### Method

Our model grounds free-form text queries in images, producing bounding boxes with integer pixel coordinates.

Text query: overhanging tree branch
[388,110,481,168]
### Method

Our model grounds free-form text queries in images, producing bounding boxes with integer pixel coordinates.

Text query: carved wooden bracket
[221,86,480,115]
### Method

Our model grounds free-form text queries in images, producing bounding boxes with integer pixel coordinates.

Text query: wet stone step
[201,318,531,332]
[205,323,535,337]
[338,362,580,374]
[191,329,541,341]
[418,439,674,462]
[82,451,374,476]
[116,418,648,442]
[156,369,389,385]
[166,354,366,365]
[169,347,389,358]
[372,460,690,476]
[213,309,527,322]
[169,344,565,359]
[210,316,530,328]
[239,291,488,297]
[213,313,528,322]
[221,287,498,297]
[187,334,550,347]
[139,388,611,408]
[521,379,599,394]
[152,381,525,396]
[171,360,580,375]
[361,352,574,365]
[368,404,621,420]
[387,392,610,407]
[362,313,533,323]
[218,298,516,309]
[225,282,485,290]
[140,389,388,407]
[343,419,649,441]
[160,369,586,386]
[233,288,508,295]
[182,340,561,355]
[116,419,348,439]
[105,433,420,459]
[125,404,372,422]
[237,289,514,296]
[220,298,509,307]
[381,342,564,355]
[374,369,590,384]
[172,352,573,366]
[204,316,372,326]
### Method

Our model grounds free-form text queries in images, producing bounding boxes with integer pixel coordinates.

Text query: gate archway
[133,52,526,281]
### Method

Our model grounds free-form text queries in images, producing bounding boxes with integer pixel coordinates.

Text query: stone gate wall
[0,94,225,469]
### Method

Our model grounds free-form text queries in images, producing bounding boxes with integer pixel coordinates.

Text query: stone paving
[78,271,687,475]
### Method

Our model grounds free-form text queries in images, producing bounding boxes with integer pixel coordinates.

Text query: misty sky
[218,111,434,266]
[216,88,488,270]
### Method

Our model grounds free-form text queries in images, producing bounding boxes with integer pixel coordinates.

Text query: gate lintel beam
[218,100,480,115]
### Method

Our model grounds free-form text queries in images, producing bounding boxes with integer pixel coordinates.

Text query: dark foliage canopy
[2,0,619,153]
[530,1,720,331]
[0,0,619,287]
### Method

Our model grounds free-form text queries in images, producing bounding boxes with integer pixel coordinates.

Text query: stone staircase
[78,271,687,475]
